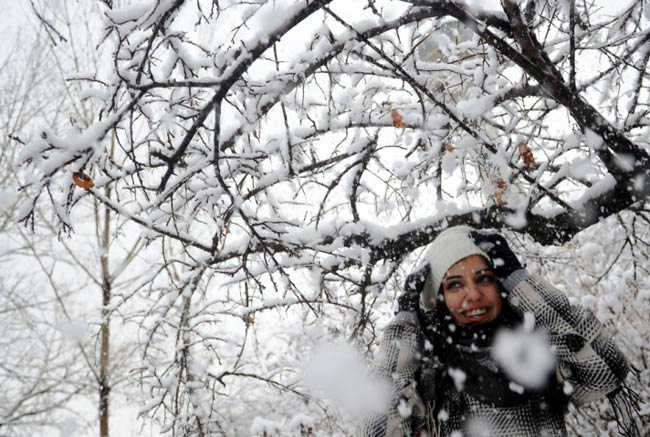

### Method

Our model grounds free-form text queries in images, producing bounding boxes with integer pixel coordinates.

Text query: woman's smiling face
[442,254,502,324]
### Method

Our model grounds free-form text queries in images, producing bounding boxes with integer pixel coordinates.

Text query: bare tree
[15,0,650,435]
[23,2,153,436]
[0,27,88,437]
[1,3,147,436]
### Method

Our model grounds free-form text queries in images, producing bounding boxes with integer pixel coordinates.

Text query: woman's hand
[398,264,430,313]
[470,231,523,280]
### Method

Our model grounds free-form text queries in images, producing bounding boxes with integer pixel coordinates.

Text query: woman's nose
[464,282,482,301]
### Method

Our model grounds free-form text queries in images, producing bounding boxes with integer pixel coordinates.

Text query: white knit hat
[419,225,489,311]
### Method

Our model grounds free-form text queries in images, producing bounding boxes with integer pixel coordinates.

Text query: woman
[362,225,639,437]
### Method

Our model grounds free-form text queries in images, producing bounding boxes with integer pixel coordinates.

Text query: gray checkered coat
[361,270,634,437]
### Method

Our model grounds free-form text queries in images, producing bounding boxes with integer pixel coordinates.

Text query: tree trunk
[99,188,111,437]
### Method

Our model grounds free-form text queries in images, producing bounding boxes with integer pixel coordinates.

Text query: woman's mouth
[463,308,489,319]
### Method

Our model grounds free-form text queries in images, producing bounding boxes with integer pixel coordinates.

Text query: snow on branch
[14,0,650,433]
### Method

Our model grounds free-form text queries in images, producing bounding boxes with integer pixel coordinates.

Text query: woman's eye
[477,275,495,284]
[446,281,462,290]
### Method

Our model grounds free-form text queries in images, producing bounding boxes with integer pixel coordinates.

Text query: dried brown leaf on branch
[517,142,536,166]
[443,143,455,153]
[494,178,507,205]
[390,109,405,128]
[72,171,94,189]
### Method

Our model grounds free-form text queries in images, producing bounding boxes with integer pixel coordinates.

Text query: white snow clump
[302,341,391,417]
[492,320,556,390]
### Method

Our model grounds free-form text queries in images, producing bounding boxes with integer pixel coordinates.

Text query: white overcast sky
[0,1,33,60]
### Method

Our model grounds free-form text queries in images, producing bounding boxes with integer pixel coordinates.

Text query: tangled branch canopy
[15,0,650,432]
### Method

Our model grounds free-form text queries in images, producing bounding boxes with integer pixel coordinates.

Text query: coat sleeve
[360,311,426,437]
[502,270,630,407]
